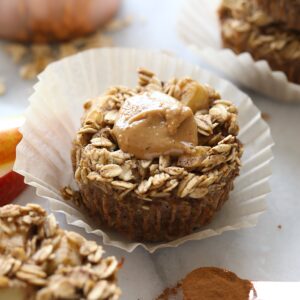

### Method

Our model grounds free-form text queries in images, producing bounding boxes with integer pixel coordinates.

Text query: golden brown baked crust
[0,204,121,300]
[256,0,300,31]
[71,69,243,242]
[219,0,300,84]
[77,169,237,242]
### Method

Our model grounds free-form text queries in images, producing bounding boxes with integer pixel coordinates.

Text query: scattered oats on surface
[3,43,28,63]
[2,16,131,80]
[58,43,78,59]
[20,56,53,80]
[104,15,133,32]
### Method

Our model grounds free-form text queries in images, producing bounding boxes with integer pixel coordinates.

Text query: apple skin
[0,171,26,206]
[0,116,26,205]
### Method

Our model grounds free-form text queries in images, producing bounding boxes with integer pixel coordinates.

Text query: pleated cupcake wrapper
[14,48,273,253]
[177,0,300,103]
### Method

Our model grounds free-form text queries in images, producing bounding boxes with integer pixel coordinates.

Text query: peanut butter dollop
[112,91,198,159]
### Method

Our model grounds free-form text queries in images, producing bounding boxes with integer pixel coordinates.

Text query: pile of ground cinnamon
[156,282,182,300]
[156,267,256,300]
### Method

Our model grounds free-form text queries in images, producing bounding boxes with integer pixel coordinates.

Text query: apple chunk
[0,116,26,205]
[0,127,22,165]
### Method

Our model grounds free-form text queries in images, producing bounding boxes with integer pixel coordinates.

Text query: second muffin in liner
[14,48,273,252]
[177,0,300,103]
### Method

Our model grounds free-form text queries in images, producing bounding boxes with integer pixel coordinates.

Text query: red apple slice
[0,171,26,206]
[0,116,26,205]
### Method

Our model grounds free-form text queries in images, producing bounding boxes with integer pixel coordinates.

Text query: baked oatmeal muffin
[219,0,300,84]
[255,0,300,31]
[71,68,243,242]
[0,203,121,300]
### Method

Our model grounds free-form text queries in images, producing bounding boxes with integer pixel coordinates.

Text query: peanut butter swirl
[112,91,198,160]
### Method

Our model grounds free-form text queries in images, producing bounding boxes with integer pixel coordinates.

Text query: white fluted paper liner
[177,0,300,103]
[14,48,273,253]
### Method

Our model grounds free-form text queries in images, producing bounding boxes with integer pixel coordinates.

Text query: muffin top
[0,204,121,300]
[73,68,242,202]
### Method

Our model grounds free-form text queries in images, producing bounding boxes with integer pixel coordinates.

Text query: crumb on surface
[155,282,182,300]
[261,112,270,121]
[0,80,6,96]
[104,15,133,32]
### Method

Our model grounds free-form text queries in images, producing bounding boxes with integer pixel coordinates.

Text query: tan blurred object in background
[0,0,121,43]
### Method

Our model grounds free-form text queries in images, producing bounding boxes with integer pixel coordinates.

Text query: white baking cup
[14,48,273,252]
[177,0,300,103]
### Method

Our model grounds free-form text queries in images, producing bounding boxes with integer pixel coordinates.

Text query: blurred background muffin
[0,0,121,43]
[0,0,130,80]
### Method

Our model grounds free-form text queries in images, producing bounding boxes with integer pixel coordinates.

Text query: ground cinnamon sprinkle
[261,112,270,121]
[182,267,255,300]
[156,282,182,300]
[156,267,256,300]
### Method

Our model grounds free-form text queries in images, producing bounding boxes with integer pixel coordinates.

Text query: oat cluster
[220,0,300,59]
[0,204,121,300]
[71,69,242,204]
[256,0,300,31]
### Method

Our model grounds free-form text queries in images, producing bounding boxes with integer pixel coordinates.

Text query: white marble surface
[1,0,300,299]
